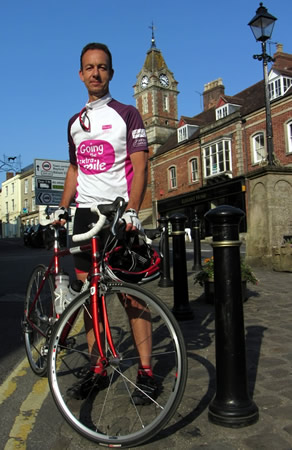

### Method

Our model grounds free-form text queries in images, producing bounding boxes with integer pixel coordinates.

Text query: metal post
[262,41,274,165]
[169,213,194,321]
[205,205,259,427]
[192,212,202,271]
[158,217,173,287]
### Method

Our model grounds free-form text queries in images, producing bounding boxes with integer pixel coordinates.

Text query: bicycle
[24,197,187,447]
[23,208,82,374]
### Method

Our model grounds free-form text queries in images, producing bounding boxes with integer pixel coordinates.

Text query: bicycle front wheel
[48,282,187,448]
[23,264,55,376]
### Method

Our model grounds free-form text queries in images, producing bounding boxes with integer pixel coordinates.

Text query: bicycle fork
[90,237,120,369]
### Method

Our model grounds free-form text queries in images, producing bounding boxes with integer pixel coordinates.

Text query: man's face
[79,49,114,102]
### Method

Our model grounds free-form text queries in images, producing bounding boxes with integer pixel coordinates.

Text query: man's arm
[53,164,78,224]
[127,151,148,212]
[123,151,148,231]
[60,164,78,208]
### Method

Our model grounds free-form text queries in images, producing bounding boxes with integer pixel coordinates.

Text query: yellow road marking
[3,310,86,448]
[4,376,50,449]
[0,358,30,405]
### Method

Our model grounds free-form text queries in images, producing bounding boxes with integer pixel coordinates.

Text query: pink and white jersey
[68,93,148,207]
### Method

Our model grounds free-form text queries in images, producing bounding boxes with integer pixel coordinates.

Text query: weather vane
[0,154,21,174]
[149,21,156,48]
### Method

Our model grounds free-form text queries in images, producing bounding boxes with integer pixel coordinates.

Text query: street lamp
[248,3,277,165]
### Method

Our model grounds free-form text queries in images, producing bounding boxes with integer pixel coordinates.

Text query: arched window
[168,166,177,190]
[287,120,292,153]
[252,132,266,164]
[189,158,199,183]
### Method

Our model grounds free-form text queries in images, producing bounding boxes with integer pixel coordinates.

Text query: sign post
[34,159,69,206]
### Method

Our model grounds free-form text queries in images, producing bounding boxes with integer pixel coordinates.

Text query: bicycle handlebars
[72,197,126,243]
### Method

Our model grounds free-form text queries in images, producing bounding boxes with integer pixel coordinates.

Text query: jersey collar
[86,93,112,111]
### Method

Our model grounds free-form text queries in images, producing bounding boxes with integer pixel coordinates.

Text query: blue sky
[0,0,291,185]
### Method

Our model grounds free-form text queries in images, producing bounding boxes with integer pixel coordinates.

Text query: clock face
[159,74,169,87]
[141,75,149,89]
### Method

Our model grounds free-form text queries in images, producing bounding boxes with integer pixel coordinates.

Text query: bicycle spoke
[24,265,54,376]
[48,283,187,447]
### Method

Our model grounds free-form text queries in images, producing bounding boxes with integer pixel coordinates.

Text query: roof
[143,47,168,73]
[153,47,292,159]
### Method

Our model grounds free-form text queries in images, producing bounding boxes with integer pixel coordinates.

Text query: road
[0,237,244,449]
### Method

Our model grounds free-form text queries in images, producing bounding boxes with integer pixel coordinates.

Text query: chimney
[203,78,225,111]
[273,43,292,72]
[6,172,14,180]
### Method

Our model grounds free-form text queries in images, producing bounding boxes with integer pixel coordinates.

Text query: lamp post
[248,3,277,165]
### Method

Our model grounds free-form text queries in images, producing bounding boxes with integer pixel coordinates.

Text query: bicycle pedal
[21,320,31,333]
[41,346,49,356]
[37,313,49,323]
[65,337,76,348]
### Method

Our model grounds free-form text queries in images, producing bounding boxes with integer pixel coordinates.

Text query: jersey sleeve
[108,100,148,155]
[126,106,149,154]
[67,114,78,165]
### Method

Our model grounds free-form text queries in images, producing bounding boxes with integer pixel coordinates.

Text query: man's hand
[122,209,142,231]
[52,207,69,226]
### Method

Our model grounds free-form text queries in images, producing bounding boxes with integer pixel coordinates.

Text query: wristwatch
[125,208,138,216]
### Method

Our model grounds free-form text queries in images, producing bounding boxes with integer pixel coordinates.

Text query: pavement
[1,238,292,449]
[140,261,292,450]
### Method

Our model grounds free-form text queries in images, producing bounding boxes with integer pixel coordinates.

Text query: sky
[0,0,291,186]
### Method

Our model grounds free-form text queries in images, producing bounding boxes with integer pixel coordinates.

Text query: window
[142,94,148,114]
[12,183,14,194]
[12,199,15,211]
[287,121,292,154]
[32,197,36,210]
[203,139,231,177]
[163,94,169,111]
[252,132,266,163]
[178,126,187,143]
[168,166,177,189]
[189,158,199,183]
[5,185,8,196]
[177,124,199,143]
[269,76,292,100]
[216,105,229,120]
[24,179,29,194]
[216,103,240,120]
[31,176,35,192]
[5,202,8,213]
[24,199,28,212]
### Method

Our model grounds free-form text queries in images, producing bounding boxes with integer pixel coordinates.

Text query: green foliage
[194,257,258,286]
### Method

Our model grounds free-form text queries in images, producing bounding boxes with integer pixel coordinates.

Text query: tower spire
[149,21,156,48]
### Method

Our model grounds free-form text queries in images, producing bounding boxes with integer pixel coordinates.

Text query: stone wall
[246,166,292,267]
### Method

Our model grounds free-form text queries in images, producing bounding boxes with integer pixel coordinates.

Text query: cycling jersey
[68,93,148,207]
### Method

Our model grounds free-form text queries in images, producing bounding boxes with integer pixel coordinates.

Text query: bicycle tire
[48,282,187,448]
[23,264,55,376]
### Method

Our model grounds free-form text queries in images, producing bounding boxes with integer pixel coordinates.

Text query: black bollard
[158,217,173,287]
[169,213,194,321]
[192,212,202,271]
[205,205,259,427]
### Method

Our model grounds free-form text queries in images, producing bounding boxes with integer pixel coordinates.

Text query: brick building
[135,43,292,240]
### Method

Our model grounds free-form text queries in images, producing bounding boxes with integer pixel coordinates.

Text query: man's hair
[80,43,113,71]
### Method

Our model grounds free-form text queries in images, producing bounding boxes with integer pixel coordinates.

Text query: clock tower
[134,27,179,156]
[134,27,179,225]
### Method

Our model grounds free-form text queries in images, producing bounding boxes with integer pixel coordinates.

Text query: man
[55,43,157,403]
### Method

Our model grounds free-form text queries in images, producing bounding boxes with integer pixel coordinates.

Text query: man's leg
[120,294,152,370]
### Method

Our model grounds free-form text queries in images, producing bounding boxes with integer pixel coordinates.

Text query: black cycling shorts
[72,208,102,273]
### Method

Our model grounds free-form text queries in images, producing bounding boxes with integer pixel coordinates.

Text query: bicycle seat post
[53,226,61,274]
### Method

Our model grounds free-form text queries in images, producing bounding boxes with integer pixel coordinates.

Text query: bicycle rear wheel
[48,282,187,448]
[23,264,55,376]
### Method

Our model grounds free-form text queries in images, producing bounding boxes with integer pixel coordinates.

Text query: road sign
[35,159,69,206]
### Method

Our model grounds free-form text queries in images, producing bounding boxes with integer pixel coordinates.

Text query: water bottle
[63,279,83,310]
[54,272,70,315]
